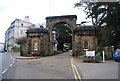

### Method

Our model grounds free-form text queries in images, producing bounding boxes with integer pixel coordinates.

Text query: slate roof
[74,25,97,35]
[26,28,48,34]
[75,25,97,31]
[46,15,77,20]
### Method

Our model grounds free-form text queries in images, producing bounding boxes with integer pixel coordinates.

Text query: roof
[26,28,48,34]
[46,15,77,20]
[74,25,97,31]
[74,25,97,35]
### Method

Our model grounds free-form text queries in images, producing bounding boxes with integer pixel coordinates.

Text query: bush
[11,46,20,52]
[34,51,40,56]
[53,50,63,54]
[83,56,102,63]
[23,54,32,57]
[95,46,102,56]
[105,53,113,60]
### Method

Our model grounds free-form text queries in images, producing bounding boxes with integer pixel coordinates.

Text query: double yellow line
[70,58,82,81]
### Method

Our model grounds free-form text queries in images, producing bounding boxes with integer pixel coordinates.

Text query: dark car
[113,49,120,61]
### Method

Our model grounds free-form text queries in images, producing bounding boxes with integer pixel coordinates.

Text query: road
[0,52,15,81]
[2,51,75,79]
[0,53,2,81]
[2,51,118,80]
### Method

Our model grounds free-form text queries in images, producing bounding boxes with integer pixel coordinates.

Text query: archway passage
[53,23,72,51]
[46,15,77,55]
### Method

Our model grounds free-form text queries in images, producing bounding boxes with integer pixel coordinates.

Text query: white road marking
[10,55,16,61]
[10,64,13,67]
[2,69,8,74]
[13,60,15,63]
[2,53,16,74]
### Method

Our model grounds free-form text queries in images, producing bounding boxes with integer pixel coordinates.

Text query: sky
[0,0,92,43]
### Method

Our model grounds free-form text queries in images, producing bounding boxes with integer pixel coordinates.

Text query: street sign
[86,51,95,56]
[74,44,79,48]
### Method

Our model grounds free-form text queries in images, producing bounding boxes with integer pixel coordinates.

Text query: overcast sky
[0,0,92,43]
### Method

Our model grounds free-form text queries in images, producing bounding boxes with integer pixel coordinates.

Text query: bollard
[102,51,105,63]
[32,52,34,57]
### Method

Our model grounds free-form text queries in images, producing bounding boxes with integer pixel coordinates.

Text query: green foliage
[16,37,27,56]
[83,56,102,63]
[23,54,32,57]
[11,46,20,52]
[53,24,72,50]
[53,50,63,54]
[104,53,113,60]
[75,2,120,47]
[16,37,27,45]
[34,51,39,56]
[95,46,103,56]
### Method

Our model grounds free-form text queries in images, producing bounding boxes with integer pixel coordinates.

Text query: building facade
[26,26,50,56]
[5,16,34,52]
[0,42,4,49]
[74,25,98,55]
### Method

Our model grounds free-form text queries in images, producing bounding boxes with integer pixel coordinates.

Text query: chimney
[24,16,30,22]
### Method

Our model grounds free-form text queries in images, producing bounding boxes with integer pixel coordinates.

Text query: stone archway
[46,15,77,55]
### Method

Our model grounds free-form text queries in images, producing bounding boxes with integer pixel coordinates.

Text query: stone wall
[26,28,49,56]
[75,35,97,55]
[46,15,77,55]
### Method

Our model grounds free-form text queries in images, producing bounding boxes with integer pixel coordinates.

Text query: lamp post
[111,46,115,56]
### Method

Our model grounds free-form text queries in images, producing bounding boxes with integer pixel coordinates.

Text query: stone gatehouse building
[23,15,98,56]
[74,25,97,55]
[26,26,49,56]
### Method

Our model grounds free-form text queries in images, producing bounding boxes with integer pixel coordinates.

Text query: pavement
[73,58,119,80]
[8,52,41,59]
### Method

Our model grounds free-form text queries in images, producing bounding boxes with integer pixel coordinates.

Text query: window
[84,40,88,49]
[21,23,23,26]
[34,41,38,51]
[52,33,54,40]
[21,30,23,35]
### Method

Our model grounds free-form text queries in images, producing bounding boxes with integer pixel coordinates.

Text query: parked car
[0,48,4,53]
[113,49,120,62]
[63,47,69,52]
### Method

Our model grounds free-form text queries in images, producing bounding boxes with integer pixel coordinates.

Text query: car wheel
[115,59,118,62]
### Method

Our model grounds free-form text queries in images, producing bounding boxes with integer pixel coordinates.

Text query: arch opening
[52,22,72,51]
[46,15,77,55]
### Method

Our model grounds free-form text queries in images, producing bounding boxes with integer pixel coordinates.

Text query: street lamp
[111,46,115,56]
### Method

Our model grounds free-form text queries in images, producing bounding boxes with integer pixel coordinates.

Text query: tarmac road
[2,51,75,79]
[0,52,15,81]
[1,52,15,74]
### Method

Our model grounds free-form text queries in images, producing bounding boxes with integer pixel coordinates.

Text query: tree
[75,2,120,48]
[16,37,27,56]
[53,24,72,50]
